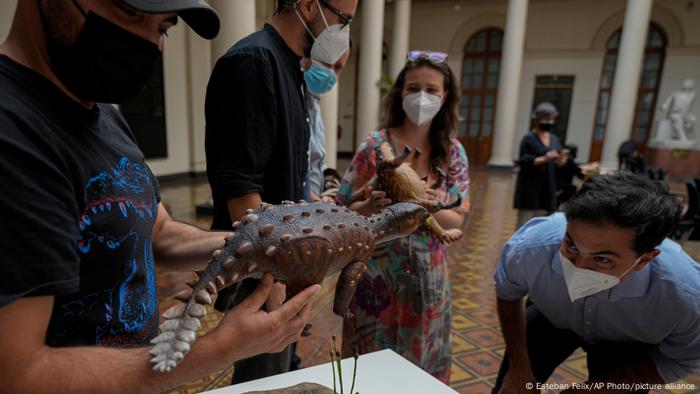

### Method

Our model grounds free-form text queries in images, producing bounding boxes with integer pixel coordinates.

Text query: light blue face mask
[304,61,337,96]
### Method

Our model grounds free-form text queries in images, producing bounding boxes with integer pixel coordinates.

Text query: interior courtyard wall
[370,0,700,163]
[1,0,698,170]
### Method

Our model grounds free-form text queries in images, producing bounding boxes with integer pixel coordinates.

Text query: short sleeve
[336,131,383,206]
[0,112,80,306]
[649,301,700,382]
[519,134,537,166]
[205,52,278,200]
[493,232,531,301]
[445,139,470,212]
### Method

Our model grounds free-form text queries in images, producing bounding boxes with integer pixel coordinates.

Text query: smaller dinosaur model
[374,141,463,243]
[150,201,428,372]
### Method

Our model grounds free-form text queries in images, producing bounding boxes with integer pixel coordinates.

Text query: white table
[204,349,458,394]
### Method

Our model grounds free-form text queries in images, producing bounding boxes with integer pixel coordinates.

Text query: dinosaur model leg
[431,167,447,189]
[391,145,413,166]
[333,261,368,318]
[424,215,463,243]
[412,195,462,213]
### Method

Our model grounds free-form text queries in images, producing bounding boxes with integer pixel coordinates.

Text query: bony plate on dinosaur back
[149,200,428,372]
[374,142,463,243]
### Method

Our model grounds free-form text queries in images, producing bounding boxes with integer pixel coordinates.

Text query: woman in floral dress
[337,52,470,383]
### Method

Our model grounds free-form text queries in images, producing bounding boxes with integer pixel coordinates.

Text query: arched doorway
[459,28,503,167]
[589,24,667,162]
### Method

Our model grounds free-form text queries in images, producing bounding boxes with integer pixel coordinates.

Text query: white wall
[333,0,700,159]
[184,29,212,173]
[515,52,604,161]
[0,0,16,40]
[146,23,192,176]
[2,0,699,169]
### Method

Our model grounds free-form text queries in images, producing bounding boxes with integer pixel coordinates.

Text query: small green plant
[377,72,395,99]
[329,333,359,394]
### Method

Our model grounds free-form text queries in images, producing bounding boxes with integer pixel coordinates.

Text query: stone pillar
[600,0,653,169]
[355,0,385,146]
[388,0,411,79]
[321,85,340,169]
[488,0,529,167]
[210,0,256,62]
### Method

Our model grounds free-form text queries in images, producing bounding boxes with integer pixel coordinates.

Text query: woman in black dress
[513,102,563,228]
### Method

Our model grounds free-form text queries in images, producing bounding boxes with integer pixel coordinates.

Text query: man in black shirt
[0,1,319,392]
[205,0,357,383]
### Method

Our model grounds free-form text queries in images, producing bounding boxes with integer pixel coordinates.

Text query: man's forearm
[11,329,236,394]
[153,219,228,272]
[227,192,263,222]
[497,297,532,369]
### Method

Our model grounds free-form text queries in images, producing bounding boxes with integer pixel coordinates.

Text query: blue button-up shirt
[304,94,325,200]
[494,213,700,383]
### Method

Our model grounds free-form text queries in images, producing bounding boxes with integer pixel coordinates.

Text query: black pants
[215,278,295,384]
[492,305,654,393]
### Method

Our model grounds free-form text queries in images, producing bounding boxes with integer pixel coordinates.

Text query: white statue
[659,79,696,142]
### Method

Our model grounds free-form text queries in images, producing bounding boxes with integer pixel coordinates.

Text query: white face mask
[559,252,642,302]
[296,1,350,65]
[402,91,442,126]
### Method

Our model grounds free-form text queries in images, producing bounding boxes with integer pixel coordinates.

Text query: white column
[210,0,256,62]
[321,85,339,169]
[488,0,529,167]
[355,0,385,146]
[600,0,653,169]
[388,0,411,79]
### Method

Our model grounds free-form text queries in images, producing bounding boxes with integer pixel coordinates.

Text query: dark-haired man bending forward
[493,172,700,394]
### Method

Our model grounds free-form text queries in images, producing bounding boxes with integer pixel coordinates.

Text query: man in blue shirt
[493,172,700,393]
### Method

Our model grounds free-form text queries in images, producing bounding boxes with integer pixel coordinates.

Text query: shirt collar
[551,249,652,300]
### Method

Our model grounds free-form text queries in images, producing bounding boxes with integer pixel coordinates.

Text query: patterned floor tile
[454,381,493,394]
[457,350,502,377]
[452,333,478,353]
[462,328,505,348]
[467,309,500,326]
[450,361,476,384]
[452,314,479,330]
[452,297,481,311]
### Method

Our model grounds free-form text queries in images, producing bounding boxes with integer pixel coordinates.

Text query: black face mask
[538,121,555,131]
[41,1,161,103]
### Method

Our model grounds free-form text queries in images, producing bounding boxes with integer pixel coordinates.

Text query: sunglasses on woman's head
[406,51,448,64]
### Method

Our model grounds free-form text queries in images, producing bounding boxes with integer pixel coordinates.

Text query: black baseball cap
[122,0,220,39]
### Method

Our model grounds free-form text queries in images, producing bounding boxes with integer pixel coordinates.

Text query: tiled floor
[157,169,700,394]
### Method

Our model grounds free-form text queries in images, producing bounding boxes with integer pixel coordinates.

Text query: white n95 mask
[296,1,350,65]
[559,252,641,302]
[402,91,442,126]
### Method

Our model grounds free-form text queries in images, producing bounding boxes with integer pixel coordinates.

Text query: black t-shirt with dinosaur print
[0,55,161,347]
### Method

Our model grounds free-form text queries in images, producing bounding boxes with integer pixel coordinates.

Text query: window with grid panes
[460,28,503,139]
[590,24,666,159]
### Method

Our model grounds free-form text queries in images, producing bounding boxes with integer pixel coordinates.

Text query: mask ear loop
[315,0,331,29]
[617,254,645,280]
[296,0,331,41]
[295,8,317,41]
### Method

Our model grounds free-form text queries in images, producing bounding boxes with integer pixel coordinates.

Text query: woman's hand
[425,187,447,202]
[545,150,559,160]
[361,190,392,215]
[349,184,392,216]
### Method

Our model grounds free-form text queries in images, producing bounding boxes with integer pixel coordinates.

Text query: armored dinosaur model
[374,141,463,243]
[150,201,428,372]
